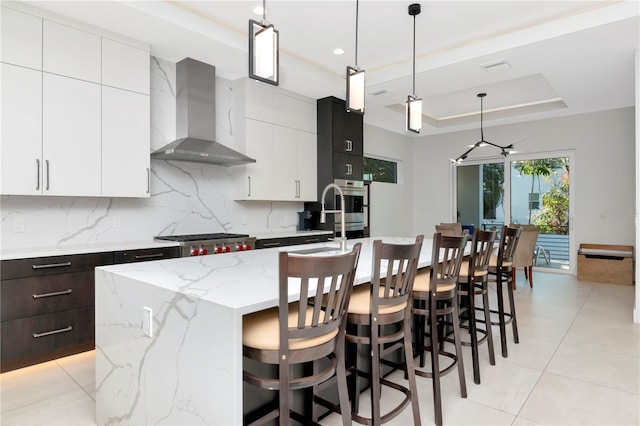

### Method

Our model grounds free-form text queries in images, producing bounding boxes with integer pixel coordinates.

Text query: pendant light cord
[355,0,359,68]
[262,0,266,23]
[480,94,484,141]
[412,12,416,96]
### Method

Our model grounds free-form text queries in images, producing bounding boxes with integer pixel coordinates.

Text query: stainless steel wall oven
[334,179,365,238]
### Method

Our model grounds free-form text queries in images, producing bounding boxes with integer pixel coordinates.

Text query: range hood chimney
[151,58,255,166]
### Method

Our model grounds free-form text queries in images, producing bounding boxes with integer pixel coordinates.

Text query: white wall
[0,57,304,249]
[413,107,636,248]
[363,124,414,238]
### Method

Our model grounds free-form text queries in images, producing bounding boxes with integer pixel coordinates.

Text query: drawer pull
[134,253,164,260]
[32,261,72,270]
[32,289,72,299]
[304,238,320,243]
[263,242,282,247]
[32,326,72,338]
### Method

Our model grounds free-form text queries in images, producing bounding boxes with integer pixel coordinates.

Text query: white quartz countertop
[0,240,180,261]
[97,236,444,316]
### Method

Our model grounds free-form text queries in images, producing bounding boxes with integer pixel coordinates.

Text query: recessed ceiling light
[253,6,264,15]
[333,48,345,55]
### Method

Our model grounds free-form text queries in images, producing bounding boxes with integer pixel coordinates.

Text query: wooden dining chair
[412,233,468,426]
[488,225,522,358]
[435,222,463,237]
[242,243,362,426]
[456,228,497,384]
[344,236,424,426]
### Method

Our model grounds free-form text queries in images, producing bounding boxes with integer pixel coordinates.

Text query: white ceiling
[19,0,640,137]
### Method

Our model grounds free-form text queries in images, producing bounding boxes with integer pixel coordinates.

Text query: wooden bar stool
[488,225,522,358]
[456,228,497,385]
[344,236,423,426]
[412,233,467,426]
[242,243,362,426]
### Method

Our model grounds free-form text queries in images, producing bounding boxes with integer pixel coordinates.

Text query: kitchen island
[94,236,440,425]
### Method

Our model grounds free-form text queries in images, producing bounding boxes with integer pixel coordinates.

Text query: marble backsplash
[0,57,303,249]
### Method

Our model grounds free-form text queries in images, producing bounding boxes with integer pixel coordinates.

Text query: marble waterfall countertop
[94,236,440,425]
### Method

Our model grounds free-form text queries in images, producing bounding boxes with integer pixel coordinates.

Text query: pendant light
[346,0,365,114]
[452,93,514,163]
[406,3,422,133]
[249,0,279,86]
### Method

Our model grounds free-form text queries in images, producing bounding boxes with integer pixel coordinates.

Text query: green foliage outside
[363,157,397,183]
[514,157,569,234]
[482,163,504,219]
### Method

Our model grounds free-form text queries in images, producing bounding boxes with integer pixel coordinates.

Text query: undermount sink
[287,246,346,256]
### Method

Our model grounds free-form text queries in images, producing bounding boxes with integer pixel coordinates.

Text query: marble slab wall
[0,57,303,250]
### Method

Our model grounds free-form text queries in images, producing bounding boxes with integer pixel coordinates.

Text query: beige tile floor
[1,271,639,425]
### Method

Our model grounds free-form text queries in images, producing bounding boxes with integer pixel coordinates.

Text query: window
[363,157,397,183]
[529,192,540,210]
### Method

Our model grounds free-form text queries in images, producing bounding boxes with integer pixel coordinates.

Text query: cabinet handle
[45,160,50,190]
[263,242,281,247]
[134,253,164,260]
[346,163,352,175]
[346,140,352,152]
[32,261,72,270]
[248,176,251,197]
[146,168,150,194]
[32,289,72,299]
[295,180,300,198]
[32,326,72,338]
[36,159,40,190]
[304,238,319,243]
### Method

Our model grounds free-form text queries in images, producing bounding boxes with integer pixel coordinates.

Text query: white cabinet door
[296,130,317,201]
[1,64,43,195]
[237,119,273,200]
[102,86,150,197]
[102,38,150,94]
[1,7,42,70]
[43,74,101,196]
[272,125,297,200]
[43,20,101,83]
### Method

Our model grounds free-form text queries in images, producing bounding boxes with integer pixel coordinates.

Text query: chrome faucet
[320,183,347,251]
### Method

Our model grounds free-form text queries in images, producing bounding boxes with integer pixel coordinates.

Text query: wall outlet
[241,215,248,225]
[113,216,121,229]
[142,306,153,337]
[13,217,24,233]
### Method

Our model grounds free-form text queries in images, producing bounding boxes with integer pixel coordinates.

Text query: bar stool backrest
[431,233,467,288]
[371,235,424,313]
[496,226,522,268]
[469,229,497,276]
[436,222,463,237]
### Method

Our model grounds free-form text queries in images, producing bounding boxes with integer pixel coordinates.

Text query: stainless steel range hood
[151,58,255,166]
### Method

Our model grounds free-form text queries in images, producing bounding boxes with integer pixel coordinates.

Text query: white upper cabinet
[233,78,317,202]
[43,73,102,196]
[0,63,43,195]
[102,86,150,197]
[102,38,150,94]
[0,7,42,70]
[43,20,101,83]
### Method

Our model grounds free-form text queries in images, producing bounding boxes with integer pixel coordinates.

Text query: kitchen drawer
[1,252,113,280]
[256,234,330,249]
[114,246,180,264]
[1,271,94,321]
[1,306,94,372]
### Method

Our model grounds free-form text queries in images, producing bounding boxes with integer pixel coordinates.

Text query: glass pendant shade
[249,19,279,86]
[347,66,365,113]
[406,95,422,133]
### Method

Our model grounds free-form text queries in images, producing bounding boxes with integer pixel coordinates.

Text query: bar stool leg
[467,279,481,384]
[451,294,467,397]
[496,271,508,358]
[403,311,421,426]
[507,272,520,344]
[481,281,496,366]
[429,295,443,426]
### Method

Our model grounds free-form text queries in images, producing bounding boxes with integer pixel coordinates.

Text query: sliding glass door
[454,151,574,273]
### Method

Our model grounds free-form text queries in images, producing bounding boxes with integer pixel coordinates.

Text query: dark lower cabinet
[0,246,179,372]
